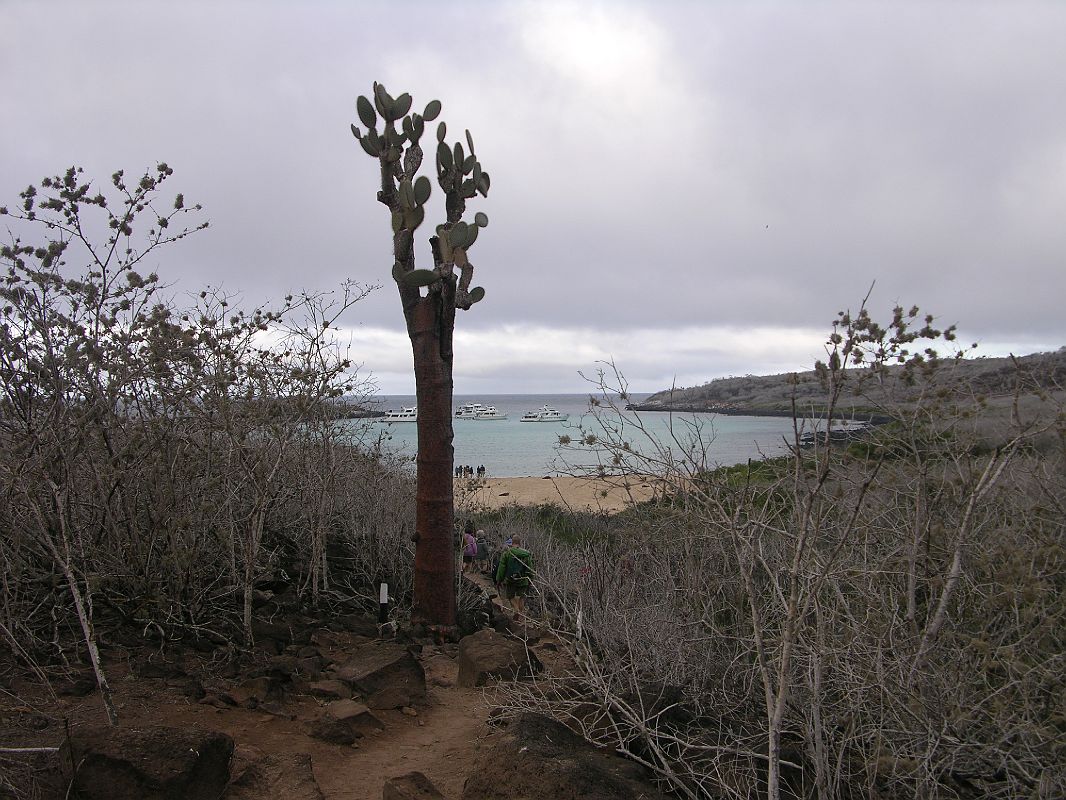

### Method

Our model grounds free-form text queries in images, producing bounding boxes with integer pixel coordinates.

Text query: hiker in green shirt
[495,535,533,621]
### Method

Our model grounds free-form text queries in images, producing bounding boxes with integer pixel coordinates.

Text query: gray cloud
[2,0,1063,392]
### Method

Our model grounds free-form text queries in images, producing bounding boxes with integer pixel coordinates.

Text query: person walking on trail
[474,529,490,575]
[461,521,478,574]
[495,535,533,620]
[491,535,512,591]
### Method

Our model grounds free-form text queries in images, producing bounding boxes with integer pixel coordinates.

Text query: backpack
[504,548,532,585]
[464,534,477,557]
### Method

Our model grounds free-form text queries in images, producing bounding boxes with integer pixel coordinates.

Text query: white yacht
[455,403,486,419]
[383,406,417,422]
[520,405,568,422]
[472,405,507,420]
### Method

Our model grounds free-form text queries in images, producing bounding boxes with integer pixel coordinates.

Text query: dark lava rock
[225,745,325,799]
[456,629,542,688]
[383,770,445,799]
[331,642,426,709]
[307,699,384,745]
[462,713,667,800]
[61,724,234,800]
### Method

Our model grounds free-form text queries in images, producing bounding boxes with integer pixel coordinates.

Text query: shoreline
[456,475,661,513]
[626,404,892,424]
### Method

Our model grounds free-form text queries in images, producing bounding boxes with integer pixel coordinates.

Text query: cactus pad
[392,93,413,120]
[359,136,380,157]
[413,176,431,205]
[357,96,376,128]
[403,269,439,288]
[437,141,453,171]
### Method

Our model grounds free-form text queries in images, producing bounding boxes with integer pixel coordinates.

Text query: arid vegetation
[3,167,1063,800]
[476,306,1066,799]
[0,167,424,737]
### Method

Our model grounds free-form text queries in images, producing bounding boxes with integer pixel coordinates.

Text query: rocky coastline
[625,401,890,425]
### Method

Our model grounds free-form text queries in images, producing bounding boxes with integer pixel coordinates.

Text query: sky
[2,0,1064,395]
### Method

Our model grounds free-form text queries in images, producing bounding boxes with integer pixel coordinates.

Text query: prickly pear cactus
[350,83,494,630]
[350,82,490,311]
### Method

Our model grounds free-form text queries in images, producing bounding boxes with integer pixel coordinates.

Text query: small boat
[520,405,568,422]
[472,405,507,420]
[455,403,486,419]
[382,406,417,422]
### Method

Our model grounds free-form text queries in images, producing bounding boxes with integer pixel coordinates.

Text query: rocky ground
[0,577,666,799]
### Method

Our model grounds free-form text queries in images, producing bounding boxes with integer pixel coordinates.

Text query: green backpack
[504,548,532,585]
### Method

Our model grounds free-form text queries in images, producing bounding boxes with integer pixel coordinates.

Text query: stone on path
[225,675,281,709]
[308,699,384,745]
[456,629,542,688]
[308,678,352,699]
[367,685,417,710]
[331,642,426,709]
[226,745,325,799]
[383,770,445,799]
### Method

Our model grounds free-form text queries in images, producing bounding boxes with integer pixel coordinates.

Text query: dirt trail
[7,643,501,799]
[2,575,545,798]
[195,682,492,799]
[316,683,492,799]
[123,637,502,799]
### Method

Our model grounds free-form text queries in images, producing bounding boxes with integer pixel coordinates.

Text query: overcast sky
[3,1,1064,394]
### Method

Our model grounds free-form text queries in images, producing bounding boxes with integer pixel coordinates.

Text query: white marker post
[378,581,389,623]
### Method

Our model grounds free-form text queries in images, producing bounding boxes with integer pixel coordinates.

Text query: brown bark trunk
[381,149,459,629]
[408,294,456,628]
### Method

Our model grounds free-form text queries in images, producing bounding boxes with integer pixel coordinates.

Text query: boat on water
[455,403,486,419]
[520,405,569,422]
[382,406,417,422]
[471,405,507,420]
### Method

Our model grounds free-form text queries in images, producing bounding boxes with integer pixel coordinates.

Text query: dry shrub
[497,308,1066,799]
[0,167,419,727]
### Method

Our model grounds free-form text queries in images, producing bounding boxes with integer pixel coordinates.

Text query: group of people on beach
[454,464,487,478]
[460,521,533,619]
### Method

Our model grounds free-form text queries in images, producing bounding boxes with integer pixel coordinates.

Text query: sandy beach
[455,475,661,513]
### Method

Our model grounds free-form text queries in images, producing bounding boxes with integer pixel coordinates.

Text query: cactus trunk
[355,83,489,632]
[407,293,456,628]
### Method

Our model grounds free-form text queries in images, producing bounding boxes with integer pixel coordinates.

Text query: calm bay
[342,394,798,478]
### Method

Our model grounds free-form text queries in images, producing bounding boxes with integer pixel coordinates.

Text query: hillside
[630,348,1066,416]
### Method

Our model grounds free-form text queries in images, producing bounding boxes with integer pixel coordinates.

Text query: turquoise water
[341,394,798,478]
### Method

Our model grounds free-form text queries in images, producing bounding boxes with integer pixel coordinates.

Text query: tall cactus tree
[351,83,490,629]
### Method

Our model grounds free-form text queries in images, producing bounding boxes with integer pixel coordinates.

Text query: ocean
[339,393,799,478]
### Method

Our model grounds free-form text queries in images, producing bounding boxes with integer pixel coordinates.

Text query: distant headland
[626,348,1066,418]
